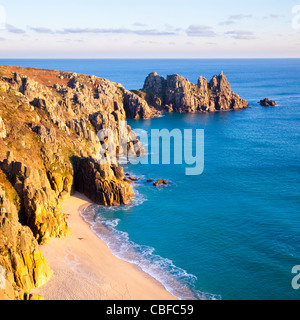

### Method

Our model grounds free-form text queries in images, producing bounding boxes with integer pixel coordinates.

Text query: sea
[1,59,299,300]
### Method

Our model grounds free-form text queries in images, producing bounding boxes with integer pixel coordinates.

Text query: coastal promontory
[0,66,249,300]
[0,66,151,299]
[139,71,248,113]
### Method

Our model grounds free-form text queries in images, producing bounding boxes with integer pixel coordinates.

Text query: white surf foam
[80,202,221,301]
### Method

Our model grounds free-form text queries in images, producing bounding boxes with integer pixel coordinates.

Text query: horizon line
[0,57,300,60]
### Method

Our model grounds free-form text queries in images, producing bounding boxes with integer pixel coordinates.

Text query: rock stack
[142,71,248,113]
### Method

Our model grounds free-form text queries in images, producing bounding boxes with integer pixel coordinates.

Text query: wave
[80,199,220,300]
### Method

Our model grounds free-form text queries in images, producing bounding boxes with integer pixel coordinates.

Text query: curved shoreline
[80,200,203,300]
[31,192,177,300]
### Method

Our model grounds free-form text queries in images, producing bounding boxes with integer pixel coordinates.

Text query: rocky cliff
[0,184,52,300]
[0,65,249,300]
[0,158,70,245]
[141,71,248,112]
[0,66,153,299]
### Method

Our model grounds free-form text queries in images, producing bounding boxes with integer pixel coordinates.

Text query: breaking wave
[80,189,220,301]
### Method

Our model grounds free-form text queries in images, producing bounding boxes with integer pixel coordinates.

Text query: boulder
[153,179,168,187]
[260,98,277,106]
[128,176,139,182]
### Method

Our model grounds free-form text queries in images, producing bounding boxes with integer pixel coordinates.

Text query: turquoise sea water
[1,59,299,300]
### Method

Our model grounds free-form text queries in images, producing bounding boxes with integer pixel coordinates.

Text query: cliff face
[74,157,134,206]
[0,66,153,299]
[0,185,52,300]
[0,158,70,245]
[0,117,6,139]
[142,71,248,113]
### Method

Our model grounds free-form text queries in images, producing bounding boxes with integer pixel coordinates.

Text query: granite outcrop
[141,71,248,113]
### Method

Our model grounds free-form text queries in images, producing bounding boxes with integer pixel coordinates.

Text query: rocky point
[0,65,249,300]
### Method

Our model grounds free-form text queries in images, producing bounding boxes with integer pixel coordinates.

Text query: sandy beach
[32,192,177,300]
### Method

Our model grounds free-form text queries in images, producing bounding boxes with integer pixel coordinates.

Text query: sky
[0,0,299,58]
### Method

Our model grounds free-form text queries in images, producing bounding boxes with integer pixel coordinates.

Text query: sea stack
[139,71,249,113]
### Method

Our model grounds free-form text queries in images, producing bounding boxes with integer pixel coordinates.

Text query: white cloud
[31,27,53,34]
[186,25,216,37]
[228,14,252,20]
[5,24,25,34]
[225,30,256,40]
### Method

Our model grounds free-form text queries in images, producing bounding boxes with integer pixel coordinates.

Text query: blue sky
[0,0,299,58]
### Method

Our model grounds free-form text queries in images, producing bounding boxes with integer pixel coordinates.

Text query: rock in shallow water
[260,97,277,106]
[153,179,169,187]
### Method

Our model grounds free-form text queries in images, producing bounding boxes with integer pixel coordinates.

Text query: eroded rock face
[197,76,209,96]
[143,72,166,96]
[12,71,158,135]
[123,90,159,119]
[0,116,6,139]
[0,186,52,300]
[74,157,134,206]
[0,159,70,245]
[142,71,248,113]
[0,68,150,246]
[2,70,152,159]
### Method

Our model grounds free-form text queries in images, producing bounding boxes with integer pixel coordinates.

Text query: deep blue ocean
[1,59,299,300]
